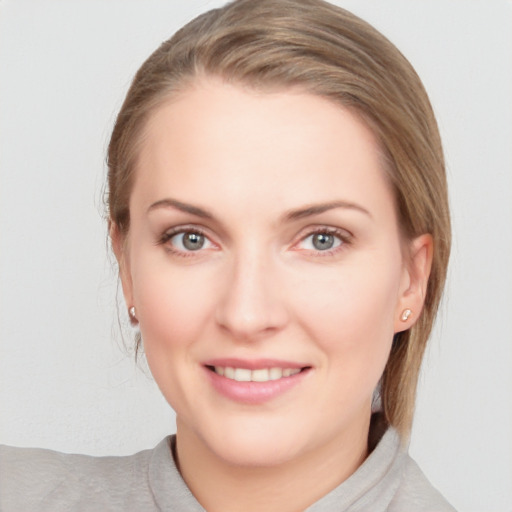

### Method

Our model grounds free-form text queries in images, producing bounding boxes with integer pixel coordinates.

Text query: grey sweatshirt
[0,428,455,511]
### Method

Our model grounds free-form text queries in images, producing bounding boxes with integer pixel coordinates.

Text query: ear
[109,220,134,314]
[394,233,433,333]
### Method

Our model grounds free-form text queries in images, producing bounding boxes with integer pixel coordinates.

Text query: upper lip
[203,358,309,370]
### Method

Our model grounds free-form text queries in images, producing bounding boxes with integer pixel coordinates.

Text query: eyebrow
[147,198,371,221]
[147,198,214,219]
[283,201,372,221]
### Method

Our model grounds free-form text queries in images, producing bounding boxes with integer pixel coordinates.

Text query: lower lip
[204,367,309,404]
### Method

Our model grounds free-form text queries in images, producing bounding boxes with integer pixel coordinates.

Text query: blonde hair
[107,0,451,436]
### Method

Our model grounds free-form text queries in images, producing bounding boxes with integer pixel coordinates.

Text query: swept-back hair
[107,0,451,436]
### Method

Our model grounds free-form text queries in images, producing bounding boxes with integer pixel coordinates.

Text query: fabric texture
[0,428,455,512]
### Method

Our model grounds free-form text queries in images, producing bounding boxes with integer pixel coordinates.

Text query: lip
[202,358,311,404]
[203,358,306,370]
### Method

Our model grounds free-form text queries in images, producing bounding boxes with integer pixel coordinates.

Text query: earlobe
[394,234,433,333]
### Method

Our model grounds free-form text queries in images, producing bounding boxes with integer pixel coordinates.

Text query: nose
[215,249,289,341]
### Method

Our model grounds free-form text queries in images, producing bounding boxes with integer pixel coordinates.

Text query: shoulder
[305,425,456,512]
[390,453,457,512]
[0,439,168,512]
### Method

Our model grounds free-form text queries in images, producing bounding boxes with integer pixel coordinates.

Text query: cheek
[293,254,401,380]
[132,256,218,351]
[129,256,221,410]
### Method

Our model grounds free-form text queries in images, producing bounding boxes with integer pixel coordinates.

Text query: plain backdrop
[1,1,511,511]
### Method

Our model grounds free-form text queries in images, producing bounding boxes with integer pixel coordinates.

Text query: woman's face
[117,77,427,467]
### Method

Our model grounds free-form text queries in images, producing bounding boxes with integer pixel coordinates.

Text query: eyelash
[295,227,352,257]
[157,226,352,257]
[157,226,213,257]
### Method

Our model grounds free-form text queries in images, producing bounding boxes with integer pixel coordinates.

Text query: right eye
[166,230,214,253]
[300,232,343,252]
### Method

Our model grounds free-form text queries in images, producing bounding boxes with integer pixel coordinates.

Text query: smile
[203,359,311,403]
[211,366,302,382]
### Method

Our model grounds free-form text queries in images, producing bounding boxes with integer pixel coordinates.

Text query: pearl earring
[401,309,412,322]
[129,306,137,320]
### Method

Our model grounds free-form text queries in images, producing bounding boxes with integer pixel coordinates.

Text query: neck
[174,415,371,512]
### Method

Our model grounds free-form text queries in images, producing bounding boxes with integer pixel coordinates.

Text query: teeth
[213,366,302,382]
[269,367,282,380]
[234,368,251,382]
[251,368,269,382]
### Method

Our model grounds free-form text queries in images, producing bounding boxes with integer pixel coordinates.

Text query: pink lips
[203,358,310,404]
[204,358,305,370]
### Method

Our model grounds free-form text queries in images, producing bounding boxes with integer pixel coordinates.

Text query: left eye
[170,231,213,251]
[299,232,343,251]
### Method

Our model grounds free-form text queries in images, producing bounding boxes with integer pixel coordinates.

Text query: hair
[107,0,451,437]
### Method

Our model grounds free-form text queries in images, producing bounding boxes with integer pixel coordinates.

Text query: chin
[192,414,317,468]
[215,435,302,468]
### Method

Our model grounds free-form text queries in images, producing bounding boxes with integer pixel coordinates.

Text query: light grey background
[1,1,511,511]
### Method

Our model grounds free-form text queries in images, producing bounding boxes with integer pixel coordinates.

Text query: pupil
[313,233,334,250]
[183,232,204,250]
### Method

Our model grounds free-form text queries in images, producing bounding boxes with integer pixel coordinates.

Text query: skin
[112,77,432,512]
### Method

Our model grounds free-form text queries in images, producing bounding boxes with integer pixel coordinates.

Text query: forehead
[132,77,394,221]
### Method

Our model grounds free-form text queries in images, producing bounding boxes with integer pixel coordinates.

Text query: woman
[1,0,455,510]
